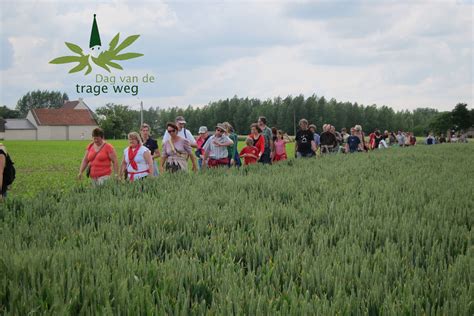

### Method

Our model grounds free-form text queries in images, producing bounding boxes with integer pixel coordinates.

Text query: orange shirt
[87,143,114,178]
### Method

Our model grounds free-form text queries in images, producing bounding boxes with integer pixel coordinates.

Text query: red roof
[62,100,80,109]
[32,108,97,126]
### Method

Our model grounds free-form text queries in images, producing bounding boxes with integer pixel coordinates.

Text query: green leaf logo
[49,15,143,75]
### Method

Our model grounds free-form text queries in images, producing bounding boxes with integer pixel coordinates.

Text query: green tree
[451,103,471,131]
[0,106,21,118]
[96,104,140,139]
[16,90,69,115]
[429,112,453,134]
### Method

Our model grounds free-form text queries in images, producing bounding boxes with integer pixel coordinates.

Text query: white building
[1,99,98,140]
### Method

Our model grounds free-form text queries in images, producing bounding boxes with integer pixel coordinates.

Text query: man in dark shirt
[346,128,361,153]
[140,123,159,175]
[295,119,316,158]
[319,124,337,154]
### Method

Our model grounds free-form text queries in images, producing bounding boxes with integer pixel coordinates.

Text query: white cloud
[0,0,472,112]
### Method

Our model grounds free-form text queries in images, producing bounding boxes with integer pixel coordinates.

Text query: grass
[0,142,472,314]
[1,139,296,198]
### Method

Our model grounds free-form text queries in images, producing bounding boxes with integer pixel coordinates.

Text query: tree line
[1,90,472,138]
[97,95,472,138]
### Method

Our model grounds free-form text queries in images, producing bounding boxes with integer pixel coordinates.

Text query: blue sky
[0,0,472,111]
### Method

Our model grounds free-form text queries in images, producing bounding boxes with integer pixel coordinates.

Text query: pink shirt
[274,139,287,156]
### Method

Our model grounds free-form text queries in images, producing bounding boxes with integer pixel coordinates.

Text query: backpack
[1,150,15,187]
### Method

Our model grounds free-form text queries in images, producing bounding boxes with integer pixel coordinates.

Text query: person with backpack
[195,126,210,170]
[162,116,197,148]
[0,143,15,199]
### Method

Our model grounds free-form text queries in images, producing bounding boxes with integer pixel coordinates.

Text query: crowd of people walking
[74,115,470,185]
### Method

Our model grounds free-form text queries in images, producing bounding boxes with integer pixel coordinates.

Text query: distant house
[0,98,98,140]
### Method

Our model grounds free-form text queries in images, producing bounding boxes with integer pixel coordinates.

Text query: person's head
[299,119,308,130]
[277,130,285,140]
[198,126,208,138]
[354,125,362,132]
[384,130,388,135]
[245,137,254,146]
[330,125,336,133]
[175,116,186,131]
[215,123,226,137]
[257,116,267,129]
[341,128,347,134]
[128,132,142,147]
[166,122,179,138]
[350,128,356,135]
[0,143,7,154]
[140,123,151,139]
[250,123,261,134]
[271,127,278,136]
[309,124,317,133]
[222,121,233,134]
[92,127,105,145]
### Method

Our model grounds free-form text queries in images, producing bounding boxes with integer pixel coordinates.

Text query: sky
[0,0,472,112]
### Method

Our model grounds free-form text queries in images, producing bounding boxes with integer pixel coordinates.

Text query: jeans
[296,151,315,158]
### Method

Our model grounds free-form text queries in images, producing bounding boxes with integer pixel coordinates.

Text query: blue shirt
[347,135,361,152]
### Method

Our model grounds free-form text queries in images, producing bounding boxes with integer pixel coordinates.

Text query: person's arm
[345,143,349,153]
[108,147,119,178]
[258,138,265,158]
[77,150,89,180]
[0,154,5,196]
[186,129,198,148]
[162,131,170,143]
[153,141,160,158]
[189,153,198,172]
[120,157,127,179]
[221,137,234,147]
[144,151,154,177]
[160,145,167,174]
[202,150,209,169]
[311,140,317,152]
[230,135,238,164]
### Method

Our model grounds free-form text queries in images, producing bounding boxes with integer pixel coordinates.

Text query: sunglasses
[167,129,176,133]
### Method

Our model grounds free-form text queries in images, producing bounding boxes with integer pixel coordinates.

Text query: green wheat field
[0,141,472,314]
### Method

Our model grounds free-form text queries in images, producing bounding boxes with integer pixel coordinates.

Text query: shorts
[208,158,229,168]
[274,153,287,161]
[92,175,111,185]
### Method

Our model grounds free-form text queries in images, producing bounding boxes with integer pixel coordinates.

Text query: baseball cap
[175,116,186,124]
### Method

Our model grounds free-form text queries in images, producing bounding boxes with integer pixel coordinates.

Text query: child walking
[239,138,259,166]
[273,130,289,162]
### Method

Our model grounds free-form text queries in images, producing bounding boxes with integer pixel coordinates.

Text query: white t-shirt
[123,146,150,180]
[162,128,197,146]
